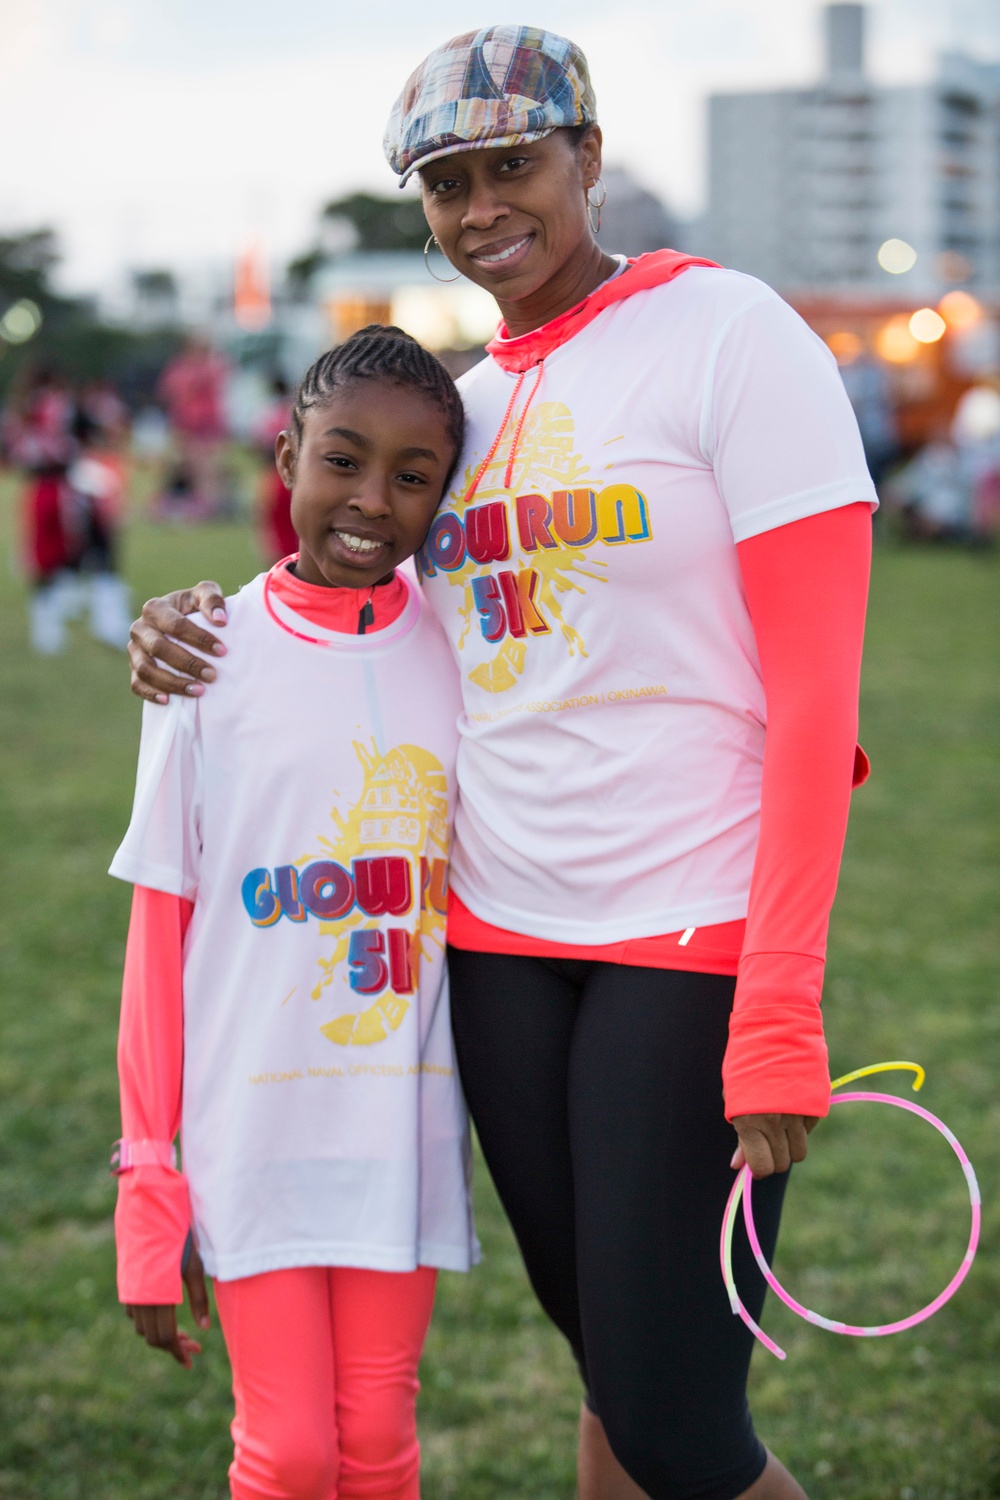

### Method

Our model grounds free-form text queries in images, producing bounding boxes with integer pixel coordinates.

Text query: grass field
[0,470,997,1500]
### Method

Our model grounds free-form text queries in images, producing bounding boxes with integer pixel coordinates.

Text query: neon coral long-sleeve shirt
[115,885,193,1304]
[722,500,871,1120]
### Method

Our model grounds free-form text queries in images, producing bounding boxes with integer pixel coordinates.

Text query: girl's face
[275,380,455,589]
[419,128,603,307]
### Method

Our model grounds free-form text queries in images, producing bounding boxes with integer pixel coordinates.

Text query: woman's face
[275,380,455,589]
[419,128,603,306]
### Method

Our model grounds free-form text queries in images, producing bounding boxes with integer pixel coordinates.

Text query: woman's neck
[496,243,620,339]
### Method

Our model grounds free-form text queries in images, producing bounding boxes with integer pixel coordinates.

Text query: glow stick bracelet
[720,1062,981,1360]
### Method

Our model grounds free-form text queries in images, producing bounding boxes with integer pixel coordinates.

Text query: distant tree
[321,192,428,253]
[0,229,182,403]
[132,268,178,302]
[287,191,429,289]
[287,247,330,291]
[0,229,80,325]
[131,268,180,327]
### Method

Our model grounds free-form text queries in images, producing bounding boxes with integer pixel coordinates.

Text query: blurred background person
[154,333,229,520]
[888,421,970,542]
[887,390,1000,547]
[65,405,132,649]
[78,377,130,448]
[838,354,900,500]
[2,365,132,652]
[252,372,295,562]
[3,365,82,653]
[952,384,1000,547]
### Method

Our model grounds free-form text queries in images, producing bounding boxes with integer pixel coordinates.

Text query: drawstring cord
[461,370,525,506]
[503,362,544,490]
[461,361,545,506]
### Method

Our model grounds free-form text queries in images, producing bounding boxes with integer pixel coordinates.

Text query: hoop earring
[587,178,607,236]
[424,235,462,283]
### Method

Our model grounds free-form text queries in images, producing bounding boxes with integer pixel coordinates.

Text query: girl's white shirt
[111,573,478,1280]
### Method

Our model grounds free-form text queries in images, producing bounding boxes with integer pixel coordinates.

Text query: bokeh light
[826,330,864,366]
[952,385,1000,443]
[938,290,982,331]
[909,307,947,344]
[0,299,43,344]
[875,315,920,363]
[877,239,918,275]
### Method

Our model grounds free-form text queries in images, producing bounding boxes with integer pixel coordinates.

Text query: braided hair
[291,325,465,478]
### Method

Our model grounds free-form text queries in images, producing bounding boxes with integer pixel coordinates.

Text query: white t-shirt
[111,573,478,1280]
[419,268,878,944]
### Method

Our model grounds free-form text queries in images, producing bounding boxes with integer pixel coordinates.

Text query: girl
[110,326,478,1500]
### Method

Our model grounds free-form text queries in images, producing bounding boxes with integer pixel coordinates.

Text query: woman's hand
[730,1113,818,1178]
[124,1241,211,1369]
[128,583,228,703]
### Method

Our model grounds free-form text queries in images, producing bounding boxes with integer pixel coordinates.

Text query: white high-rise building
[703,4,1000,297]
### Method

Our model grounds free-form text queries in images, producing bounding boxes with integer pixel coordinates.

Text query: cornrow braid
[292,324,465,472]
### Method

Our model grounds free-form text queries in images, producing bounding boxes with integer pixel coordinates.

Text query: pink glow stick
[720,1070,981,1361]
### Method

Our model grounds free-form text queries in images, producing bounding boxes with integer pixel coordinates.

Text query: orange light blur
[909,307,947,344]
[826,330,864,365]
[875,315,920,364]
[234,242,271,331]
[326,295,392,343]
[938,290,982,331]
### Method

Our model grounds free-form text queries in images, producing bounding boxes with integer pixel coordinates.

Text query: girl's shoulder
[185,573,267,664]
[211,572,267,630]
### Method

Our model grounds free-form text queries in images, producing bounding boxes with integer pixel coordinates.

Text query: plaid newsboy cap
[384,25,597,186]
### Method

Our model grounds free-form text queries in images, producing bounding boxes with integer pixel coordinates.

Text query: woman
[127,27,876,1500]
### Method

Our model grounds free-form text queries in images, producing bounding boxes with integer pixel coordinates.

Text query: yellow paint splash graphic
[295,740,450,1047]
[446,401,607,694]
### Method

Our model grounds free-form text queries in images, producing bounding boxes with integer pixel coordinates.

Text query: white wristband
[110,1138,178,1175]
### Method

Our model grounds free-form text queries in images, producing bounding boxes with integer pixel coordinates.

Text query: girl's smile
[275,381,457,590]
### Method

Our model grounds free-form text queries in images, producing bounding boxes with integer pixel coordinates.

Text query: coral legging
[213,1265,437,1500]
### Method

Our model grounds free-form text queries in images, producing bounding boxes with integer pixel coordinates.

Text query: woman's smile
[420,132,615,336]
[466,232,536,274]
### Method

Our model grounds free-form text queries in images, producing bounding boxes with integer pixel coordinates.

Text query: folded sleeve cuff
[115,1164,191,1305]
[723,952,831,1120]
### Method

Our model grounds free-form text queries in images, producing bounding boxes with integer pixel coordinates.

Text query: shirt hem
[447,934,740,975]
[449,875,749,945]
[447,892,743,973]
[202,1238,478,1281]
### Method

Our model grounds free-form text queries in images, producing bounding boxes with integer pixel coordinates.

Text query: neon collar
[486,248,721,373]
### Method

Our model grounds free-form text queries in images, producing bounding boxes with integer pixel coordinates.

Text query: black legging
[447,950,787,1500]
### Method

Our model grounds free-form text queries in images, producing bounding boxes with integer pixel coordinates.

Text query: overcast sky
[3,0,1000,296]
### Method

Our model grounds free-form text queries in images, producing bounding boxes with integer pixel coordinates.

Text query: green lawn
[0,471,997,1499]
